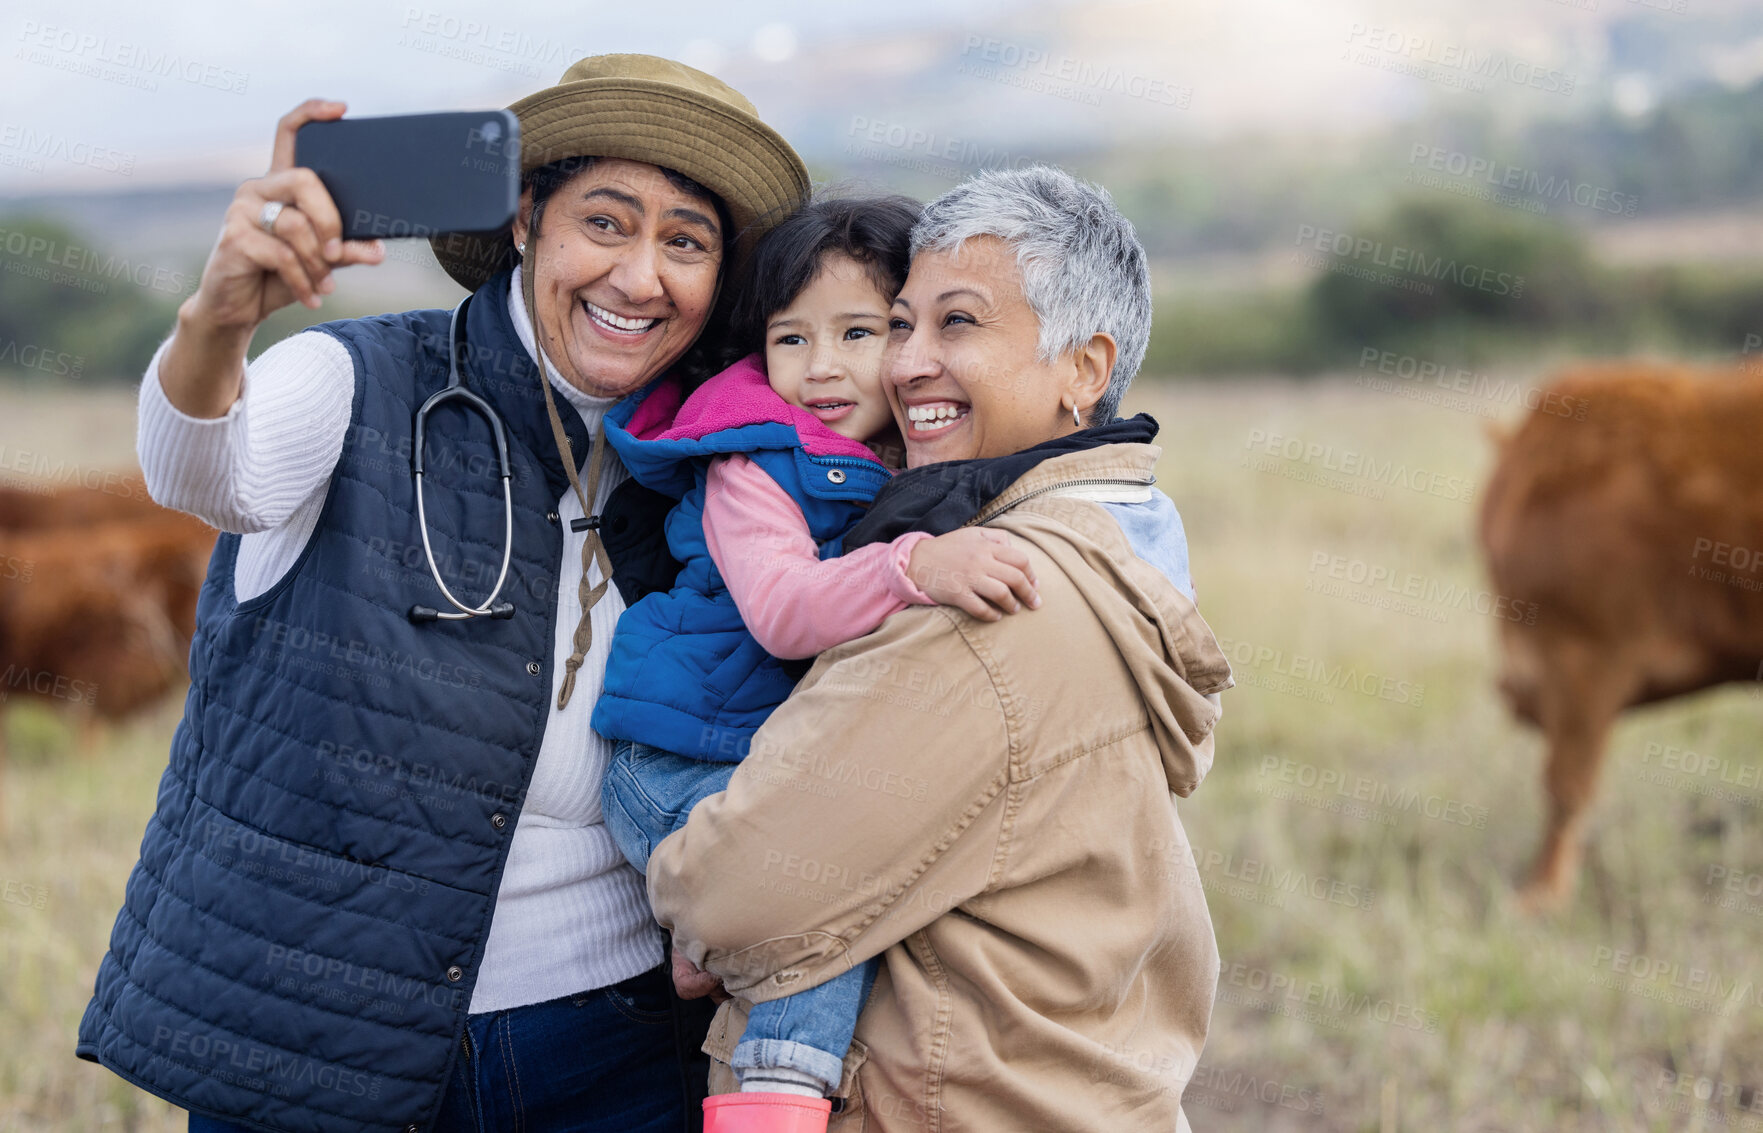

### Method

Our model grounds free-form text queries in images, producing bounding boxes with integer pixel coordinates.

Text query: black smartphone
[294,110,520,241]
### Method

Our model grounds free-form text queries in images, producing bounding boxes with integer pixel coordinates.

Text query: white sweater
[136,268,663,1013]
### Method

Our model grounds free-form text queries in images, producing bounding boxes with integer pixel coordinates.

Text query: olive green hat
[431,53,810,291]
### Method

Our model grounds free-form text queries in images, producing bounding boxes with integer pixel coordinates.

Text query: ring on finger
[259,200,285,235]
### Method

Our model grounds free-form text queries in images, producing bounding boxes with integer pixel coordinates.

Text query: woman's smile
[579,297,666,343]
[903,398,971,437]
[582,299,662,336]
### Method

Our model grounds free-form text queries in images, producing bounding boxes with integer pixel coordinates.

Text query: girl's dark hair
[522,154,737,387]
[730,193,922,353]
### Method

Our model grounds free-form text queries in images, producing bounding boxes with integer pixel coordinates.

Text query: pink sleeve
[703,454,935,661]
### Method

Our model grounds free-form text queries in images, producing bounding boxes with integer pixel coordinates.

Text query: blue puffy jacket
[592,354,894,761]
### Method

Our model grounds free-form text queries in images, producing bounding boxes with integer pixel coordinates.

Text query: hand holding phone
[164,99,390,420]
[168,102,525,421]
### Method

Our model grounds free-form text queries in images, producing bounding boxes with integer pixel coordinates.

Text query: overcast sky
[0,0,1021,189]
[2,0,1752,194]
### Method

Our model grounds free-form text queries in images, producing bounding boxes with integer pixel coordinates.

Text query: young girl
[592,195,1041,1132]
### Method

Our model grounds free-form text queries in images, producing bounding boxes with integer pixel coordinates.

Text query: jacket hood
[605,354,892,499]
[978,443,1233,796]
[623,353,881,462]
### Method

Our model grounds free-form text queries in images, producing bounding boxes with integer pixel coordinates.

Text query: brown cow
[1480,361,1763,910]
[0,510,216,719]
[0,476,214,830]
[0,471,157,530]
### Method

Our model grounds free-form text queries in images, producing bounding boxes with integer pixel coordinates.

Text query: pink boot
[702,1092,832,1133]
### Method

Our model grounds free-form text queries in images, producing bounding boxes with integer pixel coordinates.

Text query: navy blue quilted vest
[590,359,893,762]
[76,272,612,1133]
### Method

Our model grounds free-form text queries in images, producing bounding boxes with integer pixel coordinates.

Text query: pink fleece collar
[626,354,885,462]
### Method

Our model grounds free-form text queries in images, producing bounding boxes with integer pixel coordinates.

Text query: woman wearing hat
[76,56,809,1133]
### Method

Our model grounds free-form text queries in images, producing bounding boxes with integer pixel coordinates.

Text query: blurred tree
[1308,197,1608,354]
[0,215,182,382]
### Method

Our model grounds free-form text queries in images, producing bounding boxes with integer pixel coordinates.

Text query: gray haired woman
[645,166,1234,1132]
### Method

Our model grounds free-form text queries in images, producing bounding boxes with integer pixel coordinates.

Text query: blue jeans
[603,740,877,1094]
[188,964,712,1132]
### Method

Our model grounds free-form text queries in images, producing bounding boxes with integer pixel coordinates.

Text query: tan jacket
[649,443,1234,1132]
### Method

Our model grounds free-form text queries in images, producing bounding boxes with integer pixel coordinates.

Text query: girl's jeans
[603,739,877,1094]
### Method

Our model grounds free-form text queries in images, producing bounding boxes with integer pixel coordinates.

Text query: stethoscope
[408,294,516,623]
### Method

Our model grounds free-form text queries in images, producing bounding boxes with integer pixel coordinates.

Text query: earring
[1070,402,1082,428]
[517,241,526,255]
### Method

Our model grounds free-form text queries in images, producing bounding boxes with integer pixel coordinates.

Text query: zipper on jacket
[814,454,887,466]
[806,452,894,496]
[811,453,893,476]
[965,475,1155,528]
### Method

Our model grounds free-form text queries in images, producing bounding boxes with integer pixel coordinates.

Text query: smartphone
[294,110,520,241]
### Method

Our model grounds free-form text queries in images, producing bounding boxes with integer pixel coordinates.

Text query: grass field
[3,375,1761,1132]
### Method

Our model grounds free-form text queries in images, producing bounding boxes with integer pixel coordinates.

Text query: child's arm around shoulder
[702,454,1041,660]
